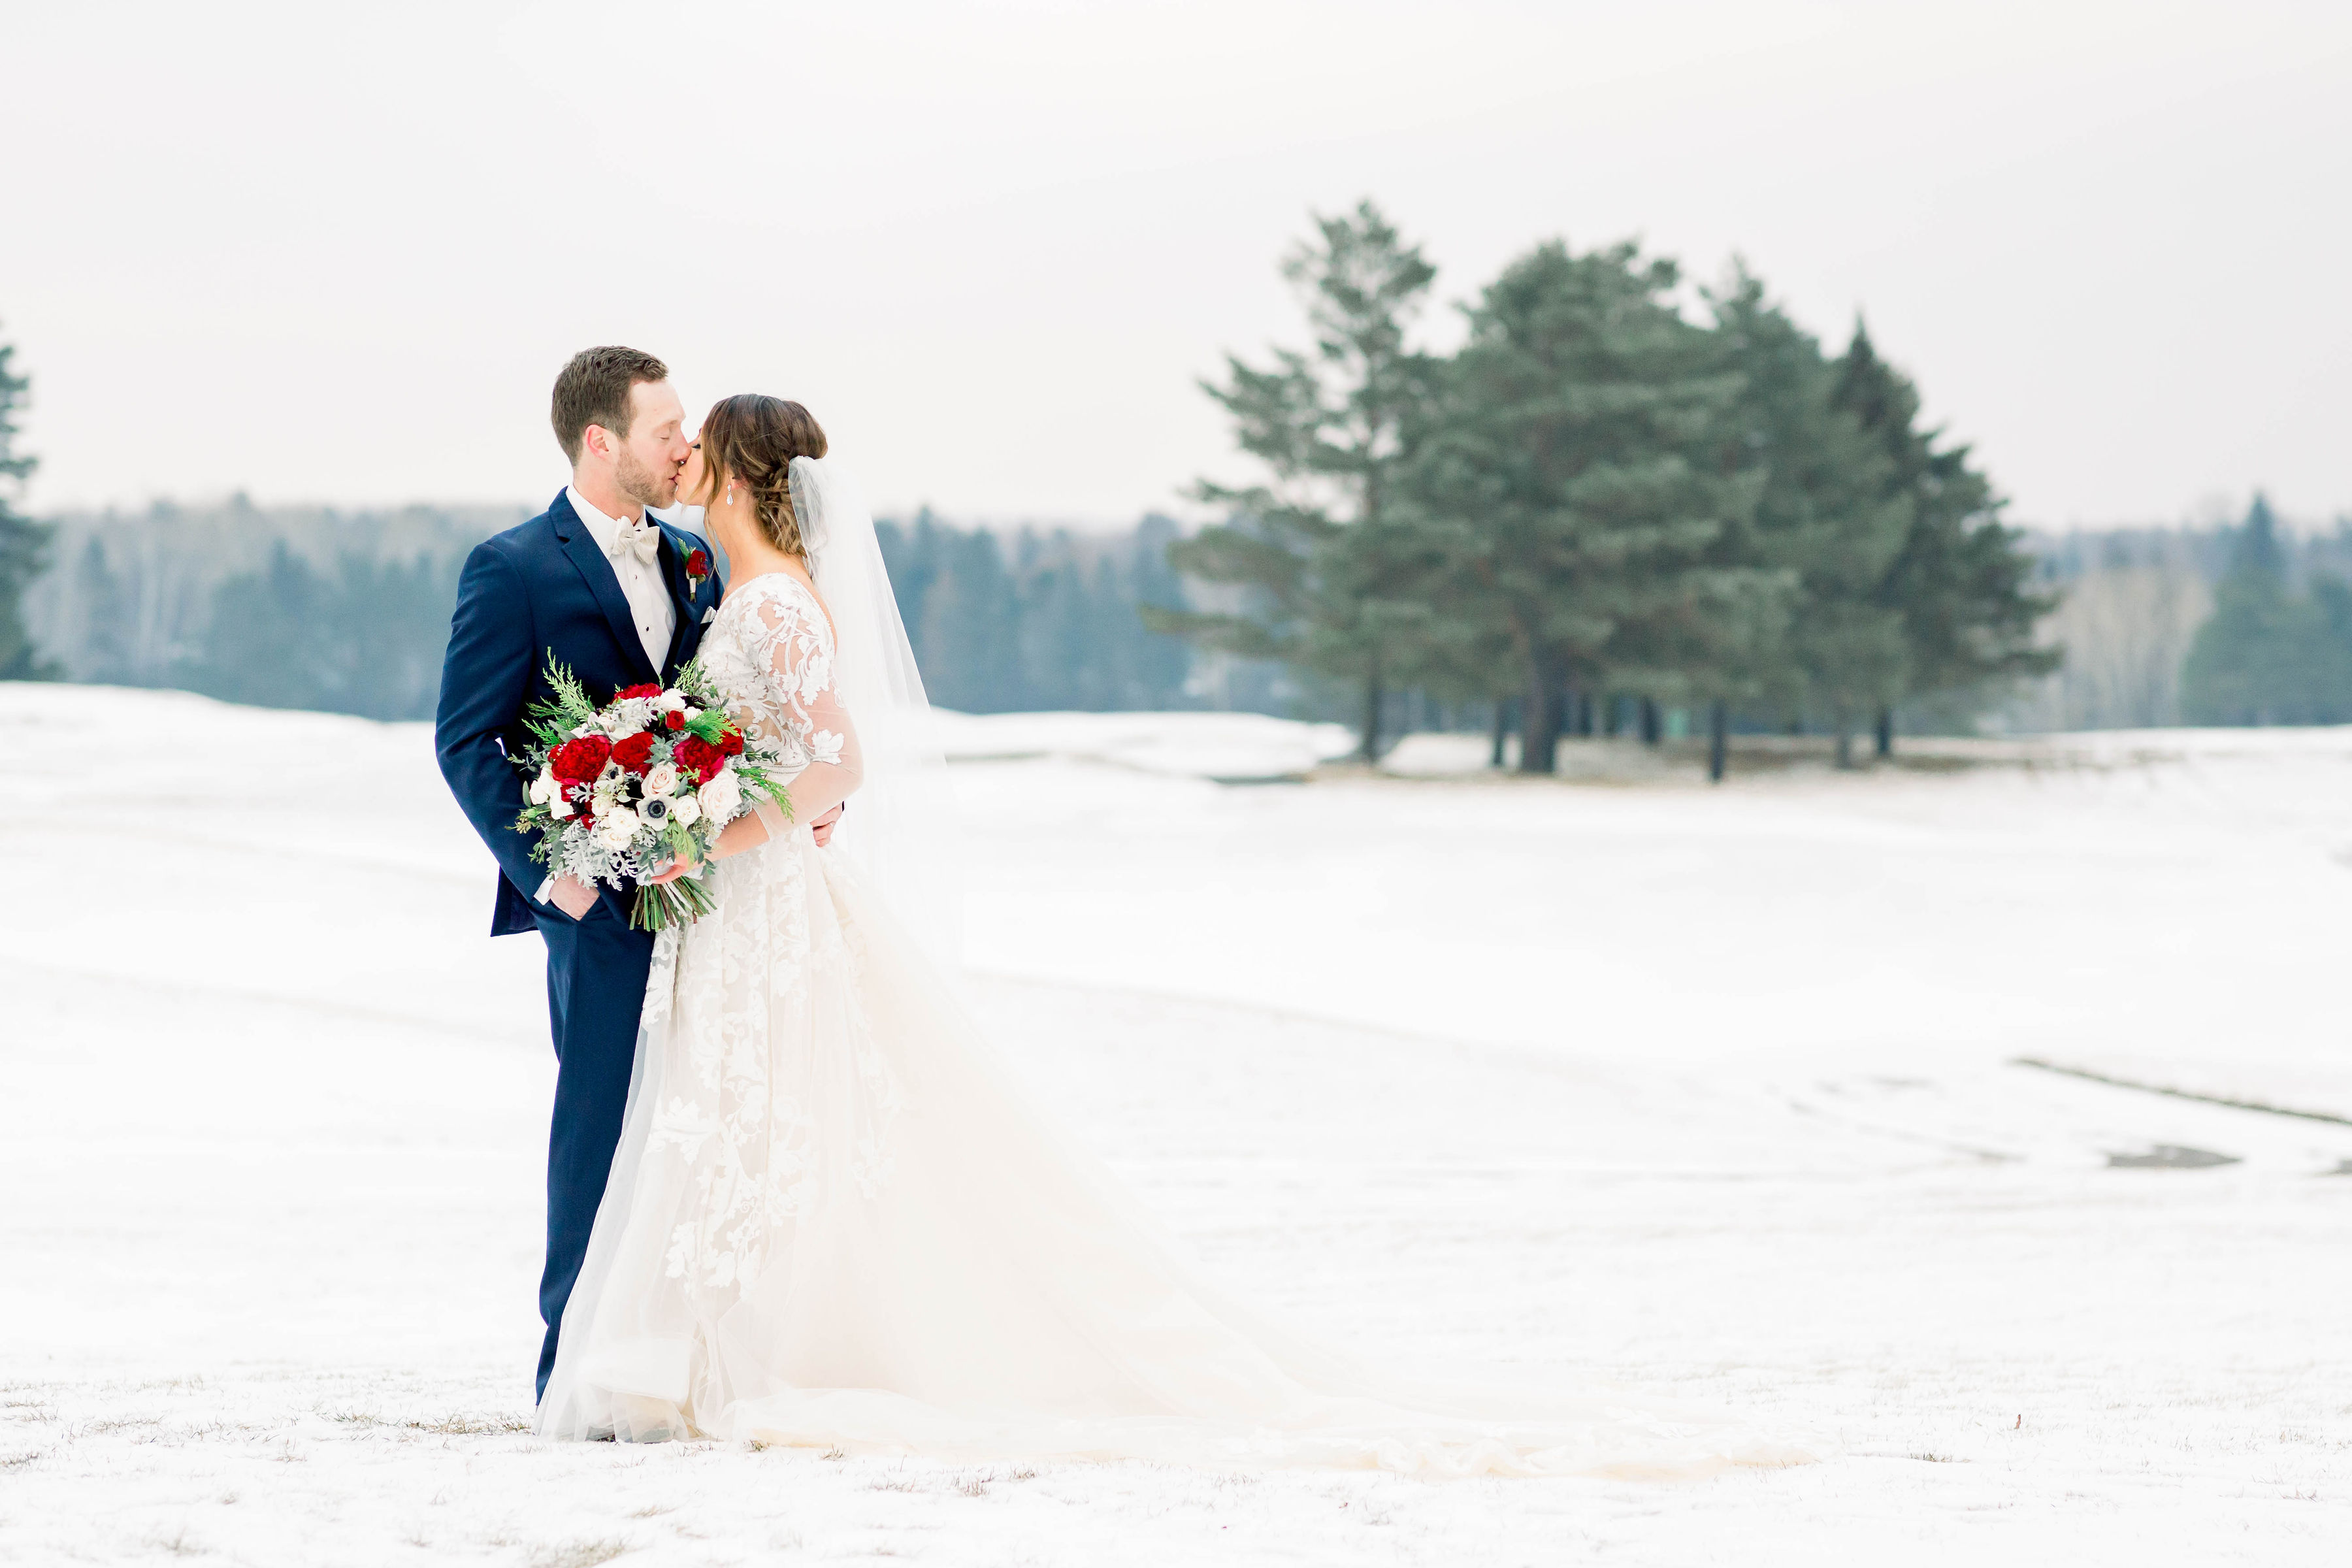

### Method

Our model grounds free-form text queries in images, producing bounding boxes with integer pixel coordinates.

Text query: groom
[434,346,838,1399]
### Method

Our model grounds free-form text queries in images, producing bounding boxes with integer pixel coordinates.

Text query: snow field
[3,687,2349,1564]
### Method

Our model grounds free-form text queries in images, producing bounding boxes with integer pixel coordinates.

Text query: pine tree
[1125,515,1194,707]
[1708,270,1910,766]
[74,537,134,683]
[923,524,1028,711]
[2180,495,2352,723]
[1399,238,1759,773]
[0,328,56,679]
[1147,200,1437,759]
[179,542,331,710]
[1833,323,2056,744]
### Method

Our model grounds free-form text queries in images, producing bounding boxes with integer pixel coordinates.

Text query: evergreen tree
[1399,238,1759,773]
[920,523,1028,711]
[1127,514,1194,701]
[1833,323,2056,745]
[1707,270,1910,766]
[74,537,135,683]
[1148,200,1437,759]
[0,328,56,679]
[179,542,331,710]
[2180,495,2352,723]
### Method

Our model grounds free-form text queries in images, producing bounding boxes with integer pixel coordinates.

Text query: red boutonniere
[685,548,713,592]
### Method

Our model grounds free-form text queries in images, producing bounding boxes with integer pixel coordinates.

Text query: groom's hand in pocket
[810,803,843,848]
[549,875,600,920]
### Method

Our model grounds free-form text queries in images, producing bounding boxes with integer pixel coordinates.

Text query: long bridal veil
[787,455,963,972]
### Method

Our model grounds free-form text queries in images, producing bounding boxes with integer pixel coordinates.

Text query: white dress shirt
[567,485,677,675]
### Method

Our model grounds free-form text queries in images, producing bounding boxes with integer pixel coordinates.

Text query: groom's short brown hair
[552,346,670,466]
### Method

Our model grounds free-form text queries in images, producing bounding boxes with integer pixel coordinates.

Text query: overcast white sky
[3,0,2347,529]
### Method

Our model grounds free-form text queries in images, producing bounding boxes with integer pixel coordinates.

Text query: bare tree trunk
[1488,698,1511,768]
[1639,696,1661,745]
[1874,708,1894,758]
[1520,663,1560,774]
[1708,699,1728,783]
[1357,665,1383,762]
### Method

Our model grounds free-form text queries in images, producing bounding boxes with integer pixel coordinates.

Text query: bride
[534,393,1799,1478]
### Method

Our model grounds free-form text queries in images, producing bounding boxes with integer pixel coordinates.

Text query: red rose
[614,683,662,702]
[718,725,744,757]
[549,735,612,784]
[674,735,725,784]
[610,732,657,775]
[686,549,711,580]
[663,710,686,731]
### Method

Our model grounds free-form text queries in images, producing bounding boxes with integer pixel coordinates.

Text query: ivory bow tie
[608,520,661,565]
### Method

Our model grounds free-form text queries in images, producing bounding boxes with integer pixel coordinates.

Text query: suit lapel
[549,490,660,689]
[655,526,697,677]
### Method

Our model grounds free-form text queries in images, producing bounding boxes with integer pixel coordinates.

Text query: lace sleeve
[736,580,864,847]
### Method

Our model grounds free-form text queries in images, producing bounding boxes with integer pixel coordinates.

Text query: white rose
[658,692,686,713]
[642,762,679,799]
[670,792,702,828]
[551,791,574,819]
[529,769,555,805]
[596,806,640,849]
[698,771,742,822]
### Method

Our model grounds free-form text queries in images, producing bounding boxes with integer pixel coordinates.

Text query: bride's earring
[725,483,734,507]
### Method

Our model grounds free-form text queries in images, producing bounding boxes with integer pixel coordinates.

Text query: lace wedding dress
[535,570,1798,1478]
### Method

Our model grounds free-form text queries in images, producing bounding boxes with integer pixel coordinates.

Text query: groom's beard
[615,446,679,511]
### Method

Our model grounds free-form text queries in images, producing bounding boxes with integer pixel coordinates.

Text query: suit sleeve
[435,542,545,900]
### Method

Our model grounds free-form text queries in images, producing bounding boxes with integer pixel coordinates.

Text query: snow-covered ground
[4,686,2349,1565]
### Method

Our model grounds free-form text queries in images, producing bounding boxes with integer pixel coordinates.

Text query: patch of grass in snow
[0,1449,43,1469]
[140,1375,208,1394]
[625,1504,672,1518]
[151,1523,205,1557]
[526,1539,633,1568]
[402,1412,533,1435]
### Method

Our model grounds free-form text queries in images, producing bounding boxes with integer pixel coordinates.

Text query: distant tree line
[1154,203,2060,774]
[3,315,2342,744]
[0,325,52,679]
[2175,496,2352,725]
[16,489,1235,723]
[875,512,1201,711]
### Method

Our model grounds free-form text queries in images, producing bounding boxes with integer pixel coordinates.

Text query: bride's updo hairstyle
[694,395,828,556]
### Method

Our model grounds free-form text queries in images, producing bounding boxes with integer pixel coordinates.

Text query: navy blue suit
[433,490,723,1400]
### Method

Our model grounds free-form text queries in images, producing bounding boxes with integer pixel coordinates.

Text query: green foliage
[1832,322,2059,711]
[171,542,461,718]
[1154,200,1441,759]
[1705,269,1909,762]
[1398,238,1765,772]
[1167,210,2065,772]
[0,328,57,680]
[879,511,1200,713]
[521,659,600,749]
[2180,495,2352,723]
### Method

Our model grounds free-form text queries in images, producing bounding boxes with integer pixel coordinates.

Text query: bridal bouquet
[512,658,787,930]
